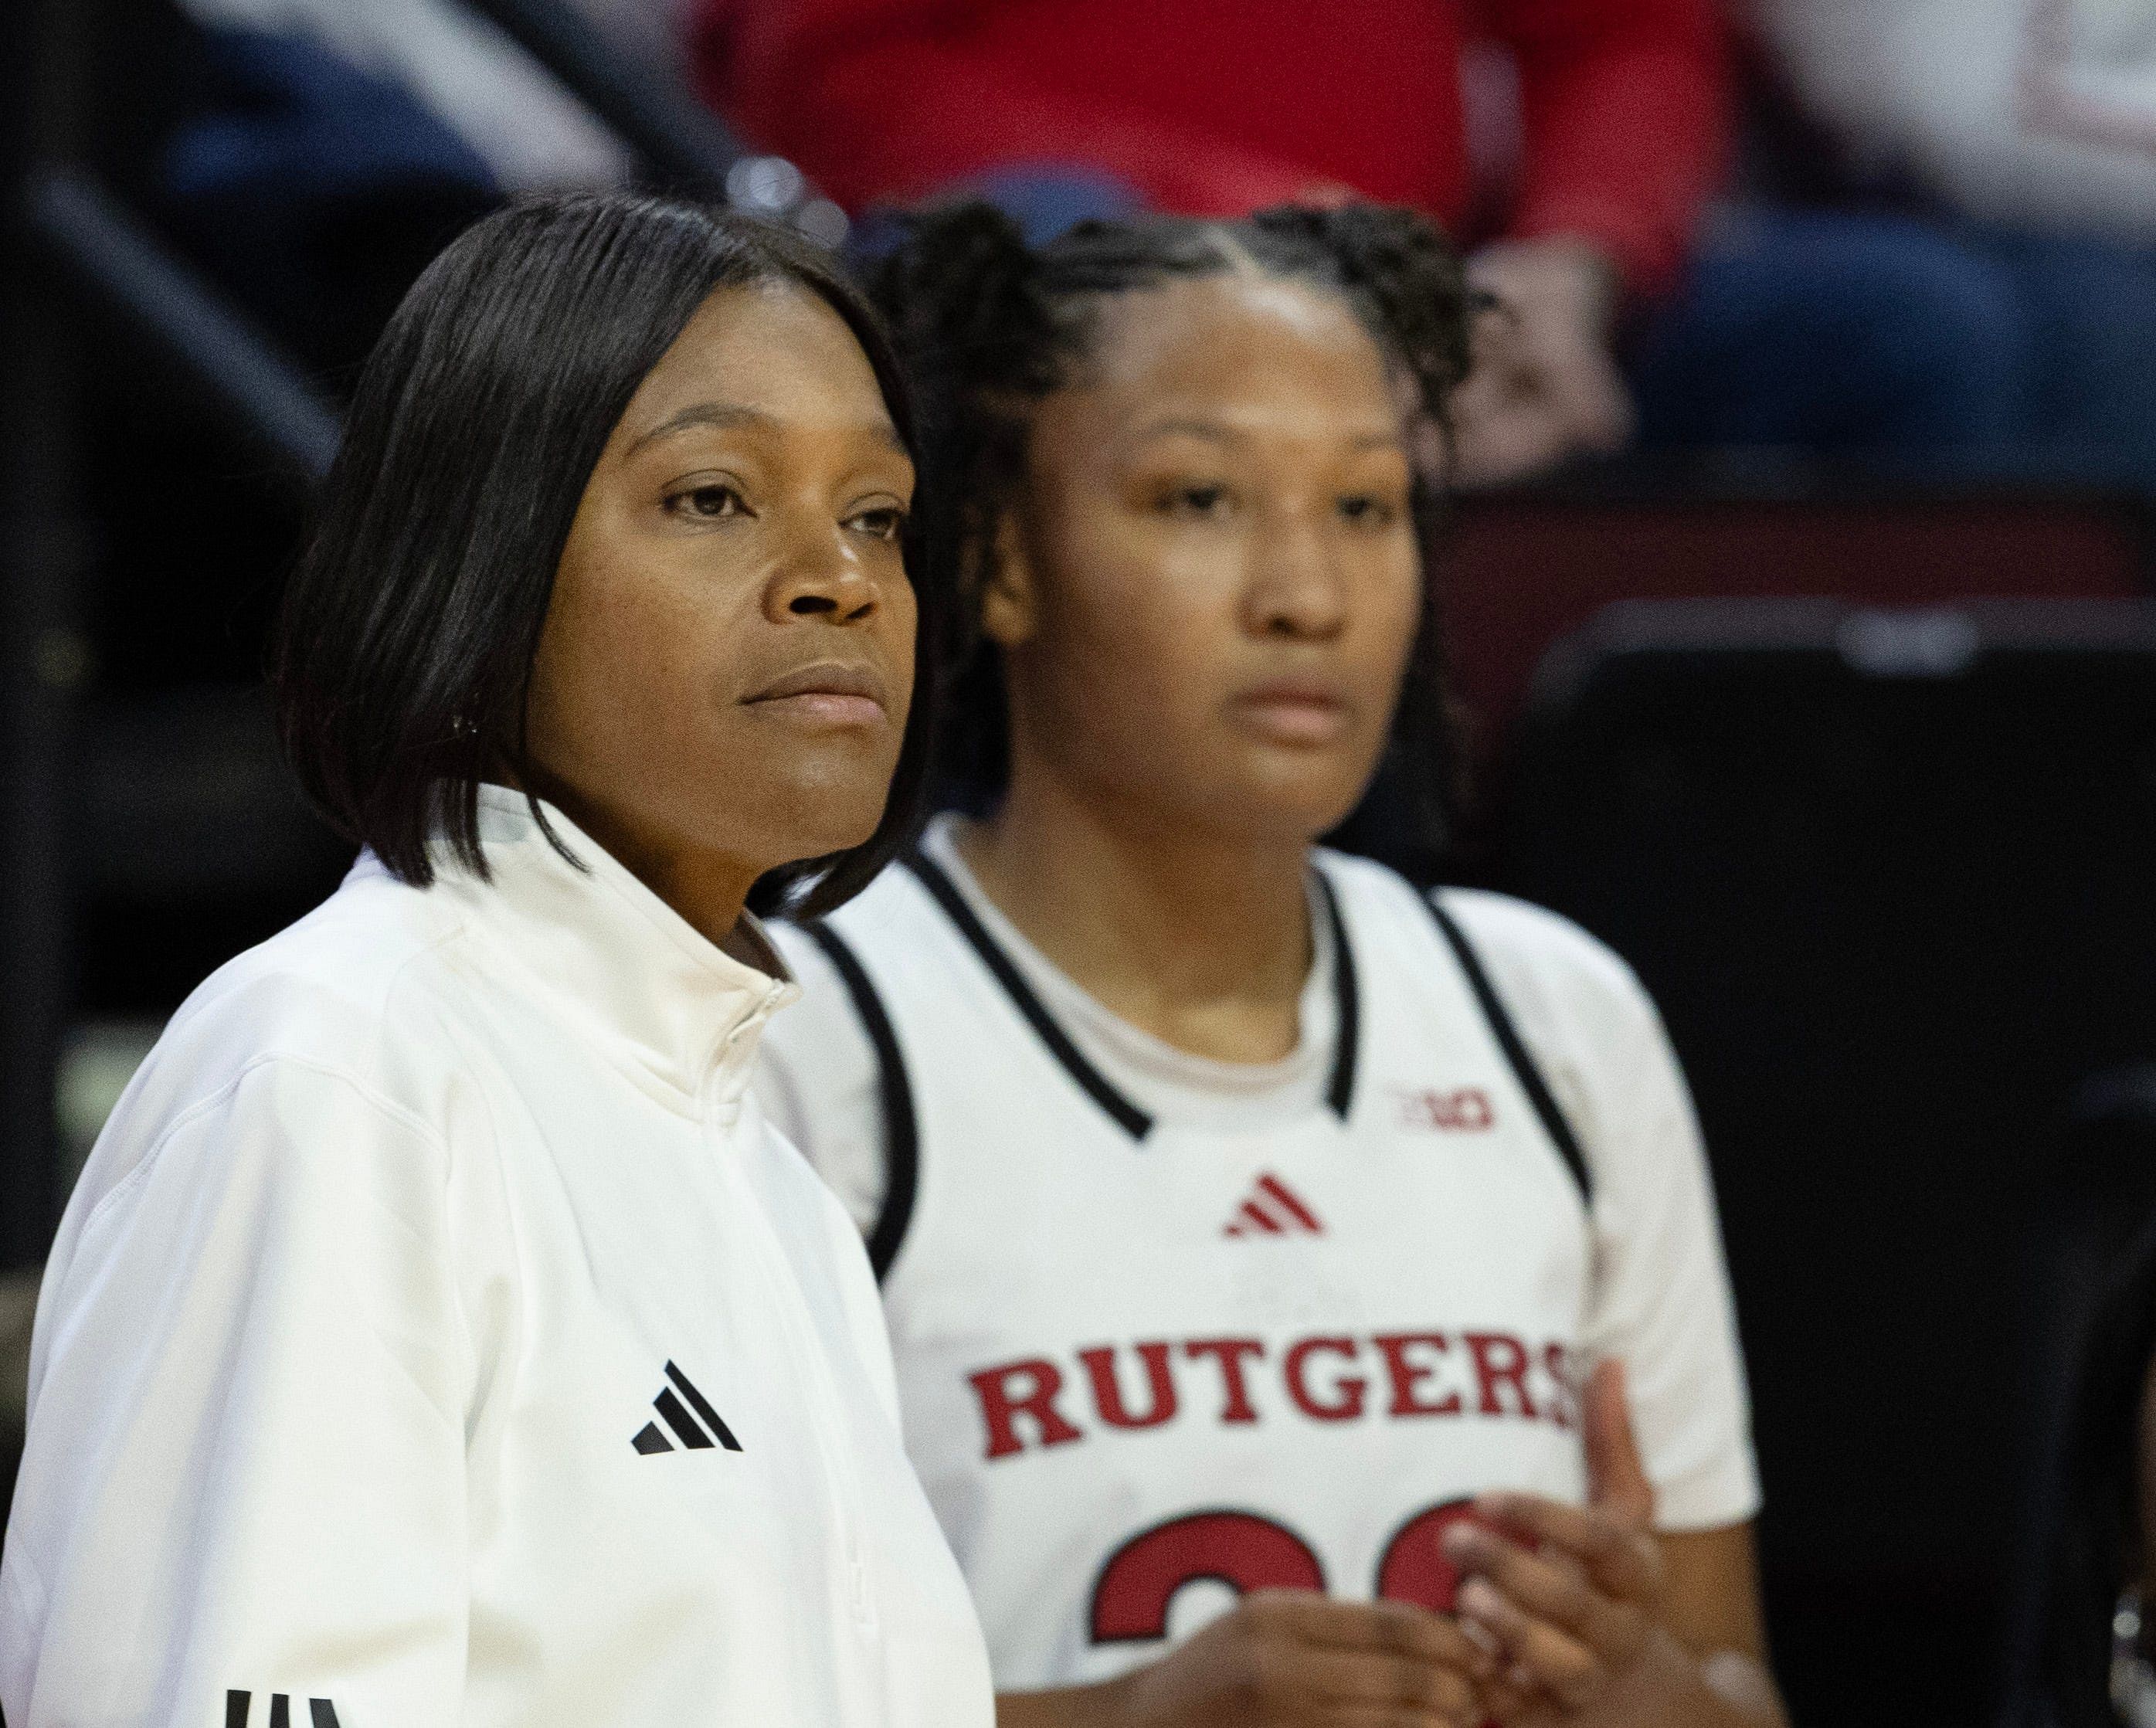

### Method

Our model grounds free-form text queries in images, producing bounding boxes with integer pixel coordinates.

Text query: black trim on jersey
[799,919,921,1280]
[904,849,1365,1139]
[1314,871,1360,1121]
[1423,894,1594,1205]
[901,850,1156,1141]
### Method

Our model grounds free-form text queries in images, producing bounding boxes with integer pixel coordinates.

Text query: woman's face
[993,273,1421,847]
[528,280,916,894]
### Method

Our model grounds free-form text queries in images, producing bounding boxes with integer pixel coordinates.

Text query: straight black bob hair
[273,191,929,917]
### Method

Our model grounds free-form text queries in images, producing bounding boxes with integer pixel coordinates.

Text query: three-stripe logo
[633,1361,743,1455]
[1221,1172,1325,1237]
[226,1694,339,1727]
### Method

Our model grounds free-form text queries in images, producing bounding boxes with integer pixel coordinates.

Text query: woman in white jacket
[0,192,993,1728]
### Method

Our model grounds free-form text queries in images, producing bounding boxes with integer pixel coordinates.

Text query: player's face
[527,280,916,889]
[997,275,1420,846]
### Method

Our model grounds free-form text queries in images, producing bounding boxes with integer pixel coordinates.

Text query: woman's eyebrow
[626,400,906,457]
[627,401,777,456]
[1129,415,1239,446]
[1126,416,1405,453]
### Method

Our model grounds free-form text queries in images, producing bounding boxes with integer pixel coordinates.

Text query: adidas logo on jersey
[632,1361,742,1455]
[1222,1173,1324,1237]
[226,1693,340,1727]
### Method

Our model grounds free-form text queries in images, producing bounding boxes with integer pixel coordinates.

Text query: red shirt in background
[694,0,1728,294]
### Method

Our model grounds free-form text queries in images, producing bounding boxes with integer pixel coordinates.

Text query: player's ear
[978,510,1040,651]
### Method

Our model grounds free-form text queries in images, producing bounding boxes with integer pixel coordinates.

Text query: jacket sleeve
[0,1058,470,1726]
[1476,0,1730,294]
[696,0,1328,215]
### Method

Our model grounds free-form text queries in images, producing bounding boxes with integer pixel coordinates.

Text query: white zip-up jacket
[0,787,995,1728]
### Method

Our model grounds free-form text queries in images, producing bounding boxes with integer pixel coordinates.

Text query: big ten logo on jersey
[1089,1500,1505,1641]
[1396,1086,1496,1132]
[967,1329,1578,1461]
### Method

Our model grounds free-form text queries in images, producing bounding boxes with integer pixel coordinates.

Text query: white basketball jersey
[761,842,1757,1692]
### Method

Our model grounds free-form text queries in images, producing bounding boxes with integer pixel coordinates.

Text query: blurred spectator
[147,0,654,373]
[1735,0,2156,488]
[694,0,1730,487]
[176,0,628,190]
[695,0,2156,490]
[1757,0,2156,239]
[158,25,503,372]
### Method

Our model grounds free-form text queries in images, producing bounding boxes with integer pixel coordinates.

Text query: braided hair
[869,200,1479,879]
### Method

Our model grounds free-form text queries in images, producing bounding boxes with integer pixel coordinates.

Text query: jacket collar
[421,786,797,1115]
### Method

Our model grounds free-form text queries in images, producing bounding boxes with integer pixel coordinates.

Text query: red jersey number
[1089,1499,1476,1643]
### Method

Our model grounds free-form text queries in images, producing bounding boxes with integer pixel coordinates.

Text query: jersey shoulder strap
[794,918,920,1282]
[1314,870,1360,1121]
[899,849,1156,1140]
[1421,891,1594,1206]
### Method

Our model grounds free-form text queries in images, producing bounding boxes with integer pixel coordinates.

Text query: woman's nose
[763,528,882,625]
[1248,517,1347,640]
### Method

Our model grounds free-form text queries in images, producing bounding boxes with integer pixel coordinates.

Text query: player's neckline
[899,849,1360,1142]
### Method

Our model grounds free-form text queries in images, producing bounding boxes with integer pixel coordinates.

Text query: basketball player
[0,195,991,1726]
[753,203,1785,1727]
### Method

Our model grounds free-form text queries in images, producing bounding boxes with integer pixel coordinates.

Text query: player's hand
[1437,1360,1706,1726]
[1004,1589,1495,1728]
[1117,1591,1494,1726]
[1449,238,1632,489]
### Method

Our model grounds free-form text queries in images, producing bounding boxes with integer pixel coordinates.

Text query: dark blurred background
[5,2,2156,1723]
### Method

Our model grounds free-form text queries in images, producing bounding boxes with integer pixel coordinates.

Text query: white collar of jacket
[372,783,801,1119]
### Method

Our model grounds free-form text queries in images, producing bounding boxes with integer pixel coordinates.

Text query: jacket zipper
[705,1015,882,1698]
